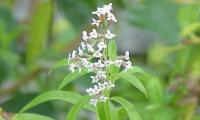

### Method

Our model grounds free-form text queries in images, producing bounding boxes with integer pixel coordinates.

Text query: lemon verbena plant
[13,3,148,120]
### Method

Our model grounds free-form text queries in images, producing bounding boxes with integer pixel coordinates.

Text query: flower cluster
[68,3,133,106]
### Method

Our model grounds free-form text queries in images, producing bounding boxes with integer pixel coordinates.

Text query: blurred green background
[0,0,199,120]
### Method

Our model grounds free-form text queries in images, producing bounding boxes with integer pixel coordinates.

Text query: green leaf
[20,91,95,113]
[111,107,127,120]
[116,107,127,120]
[146,77,163,103]
[97,102,111,120]
[66,96,91,120]
[127,66,145,74]
[58,69,87,90]
[51,59,68,70]
[111,97,141,120]
[26,0,52,69]
[13,113,54,120]
[49,59,68,74]
[108,40,117,59]
[120,72,148,97]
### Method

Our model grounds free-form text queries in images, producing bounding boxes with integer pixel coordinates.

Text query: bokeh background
[0,0,200,120]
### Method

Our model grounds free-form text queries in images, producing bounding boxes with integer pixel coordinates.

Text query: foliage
[0,0,199,120]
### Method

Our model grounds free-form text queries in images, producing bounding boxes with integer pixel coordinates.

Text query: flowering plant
[14,3,147,120]
[68,3,133,106]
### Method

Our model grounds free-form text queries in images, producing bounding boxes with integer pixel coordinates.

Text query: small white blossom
[86,44,95,52]
[86,88,94,96]
[72,50,77,58]
[94,60,105,68]
[124,61,132,71]
[91,19,101,27]
[90,98,98,106]
[93,51,103,58]
[81,42,86,50]
[93,85,101,94]
[104,60,113,66]
[82,31,88,41]
[108,81,115,89]
[100,95,108,102]
[78,47,83,56]
[125,51,130,60]
[68,53,71,63]
[92,7,106,17]
[107,13,117,22]
[105,30,116,39]
[97,71,106,79]
[113,60,123,67]
[69,64,76,72]
[89,29,98,39]
[90,76,99,83]
[103,3,112,13]
[97,41,107,51]
[81,58,89,66]
[97,82,107,90]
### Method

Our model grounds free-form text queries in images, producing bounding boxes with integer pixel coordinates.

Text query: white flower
[90,76,99,83]
[97,82,107,90]
[113,60,123,67]
[91,19,101,27]
[93,85,101,94]
[78,47,83,56]
[89,29,98,39]
[92,7,106,17]
[94,60,105,68]
[81,58,89,66]
[72,50,77,58]
[105,30,116,39]
[108,81,115,89]
[107,13,117,22]
[124,61,132,71]
[86,88,94,96]
[69,64,76,72]
[90,98,98,106]
[68,53,71,63]
[87,63,96,72]
[104,60,113,66]
[93,51,103,58]
[97,41,107,51]
[100,95,108,102]
[81,42,86,50]
[97,71,106,80]
[86,44,95,52]
[82,31,88,41]
[103,3,112,13]
[125,51,130,60]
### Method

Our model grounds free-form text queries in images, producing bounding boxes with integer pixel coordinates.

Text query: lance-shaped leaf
[120,72,148,97]
[66,96,91,120]
[20,91,95,113]
[12,113,54,120]
[108,39,117,59]
[58,69,87,90]
[111,97,141,120]
[49,59,68,74]
[128,66,145,74]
